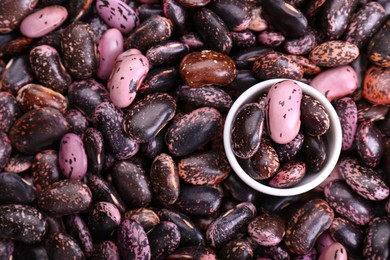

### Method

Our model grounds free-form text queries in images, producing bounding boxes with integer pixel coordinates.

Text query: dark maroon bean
[29,45,72,93]
[83,128,104,175]
[222,173,259,202]
[124,208,160,232]
[125,15,173,52]
[87,174,126,213]
[283,29,317,55]
[61,22,97,79]
[206,202,256,248]
[0,172,36,205]
[94,102,139,160]
[301,135,327,173]
[0,0,39,33]
[219,238,254,260]
[150,153,180,204]
[4,154,32,173]
[355,121,384,168]
[0,204,47,243]
[65,214,94,258]
[322,0,359,39]
[148,221,181,260]
[137,4,164,21]
[165,107,222,157]
[192,8,232,54]
[0,132,11,171]
[209,0,250,31]
[31,150,62,192]
[45,232,85,260]
[9,107,69,155]
[338,157,389,201]
[300,94,330,136]
[139,66,179,94]
[146,41,189,66]
[141,132,166,159]
[232,46,272,70]
[68,79,110,123]
[1,56,34,94]
[37,179,92,217]
[344,2,386,48]
[324,180,374,225]
[163,0,190,34]
[112,160,152,208]
[254,244,291,260]
[274,133,304,163]
[178,150,230,185]
[176,85,233,112]
[158,208,205,246]
[357,100,389,122]
[123,93,176,143]
[13,243,48,260]
[91,240,120,260]
[88,202,121,242]
[261,0,308,38]
[174,184,222,217]
[117,219,151,260]
[0,92,20,133]
[167,246,217,259]
[66,109,89,137]
[231,103,264,159]
[252,52,304,80]
[363,217,390,259]
[285,199,334,254]
[329,217,364,257]
[248,211,285,247]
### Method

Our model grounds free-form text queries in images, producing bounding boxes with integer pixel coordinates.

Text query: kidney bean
[0,0,39,33]
[139,66,179,94]
[283,29,317,55]
[0,172,36,205]
[222,173,259,202]
[368,19,390,67]
[309,41,359,67]
[318,242,348,260]
[315,230,335,255]
[301,135,327,173]
[0,204,47,243]
[248,211,285,247]
[230,30,256,49]
[355,121,384,168]
[219,239,254,260]
[66,109,89,137]
[66,0,94,22]
[64,214,94,258]
[140,132,166,159]
[363,217,390,259]
[117,219,151,260]
[269,161,306,188]
[0,132,11,171]
[124,208,160,232]
[146,41,189,66]
[363,66,390,105]
[1,56,34,94]
[357,100,389,122]
[274,133,304,163]
[91,240,120,260]
[209,0,250,32]
[333,97,358,151]
[88,202,121,242]
[329,217,364,257]
[254,244,290,260]
[12,243,47,260]
[148,221,181,260]
[45,232,85,260]
[4,153,33,173]
[0,92,20,133]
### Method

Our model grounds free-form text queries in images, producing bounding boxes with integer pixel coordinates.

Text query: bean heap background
[0,0,390,259]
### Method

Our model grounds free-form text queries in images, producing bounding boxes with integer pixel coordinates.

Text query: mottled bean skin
[45,232,85,260]
[368,19,390,67]
[0,0,39,33]
[355,121,384,168]
[0,132,12,171]
[219,239,254,260]
[91,240,120,260]
[363,217,390,259]
[65,214,94,258]
[209,0,250,31]
[1,55,34,95]
[0,204,47,244]
[88,202,121,242]
[148,221,181,260]
[301,135,327,173]
[363,66,390,104]
[329,217,364,257]
[166,246,217,259]
[333,97,358,151]
[31,150,61,192]
[117,219,151,260]
[124,208,160,232]
[83,128,105,175]
[0,92,20,133]
[309,41,359,67]
[248,211,285,247]
[300,95,330,136]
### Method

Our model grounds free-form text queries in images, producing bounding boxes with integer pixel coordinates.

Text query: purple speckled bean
[59,133,88,180]
[0,131,12,171]
[248,211,285,247]
[315,231,335,255]
[65,214,94,258]
[258,30,285,48]
[107,49,149,108]
[66,109,89,137]
[0,92,21,132]
[329,217,364,257]
[363,217,390,259]
[88,201,121,242]
[355,121,384,168]
[45,232,85,260]
[333,97,358,151]
[0,0,39,33]
[338,157,389,201]
[148,221,181,260]
[91,240,120,260]
[97,28,124,81]
[83,128,105,175]
[269,161,306,188]
[0,172,36,205]
[31,150,61,192]
[95,0,138,34]
[274,133,304,163]
[117,219,151,260]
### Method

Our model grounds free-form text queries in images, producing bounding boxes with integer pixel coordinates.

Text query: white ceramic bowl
[223,79,342,196]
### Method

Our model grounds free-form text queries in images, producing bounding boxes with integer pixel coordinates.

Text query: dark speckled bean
[333,97,358,151]
[167,246,217,259]
[117,219,151,260]
[88,202,121,242]
[206,202,256,248]
[123,93,176,143]
[66,109,89,136]
[269,161,306,188]
[0,204,47,243]
[174,184,222,217]
[232,46,272,70]
[355,121,384,168]
[0,92,20,133]
[0,239,14,260]
[192,8,232,54]
[112,160,152,208]
[158,208,205,247]
[61,22,97,79]
[357,100,389,122]
[363,217,390,259]
[248,211,285,247]
[231,103,264,159]
[148,221,181,260]
[176,85,233,111]
[165,107,222,157]
[4,153,33,173]
[87,174,126,213]
[146,41,189,66]
[31,150,61,192]
[94,102,139,160]
[0,132,12,171]
[219,239,254,260]
[91,240,120,260]
[65,214,94,258]
[209,0,250,32]
[83,128,105,175]
[0,0,39,32]
[37,179,93,217]
[1,56,34,94]
[300,95,330,136]
[230,30,256,49]
[0,172,36,205]
[283,29,317,55]
[222,173,259,202]
[368,19,390,67]
[29,45,72,93]
[139,66,179,94]
[124,208,160,232]
[324,180,374,225]
[9,107,69,155]
[178,150,230,185]
[338,157,389,201]
[150,153,180,204]
[301,135,327,173]
[274,133,304,163]
[285,199,334,254]
[45,232,85,260]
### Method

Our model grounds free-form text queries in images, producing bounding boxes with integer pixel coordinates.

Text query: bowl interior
[223,79,342,196]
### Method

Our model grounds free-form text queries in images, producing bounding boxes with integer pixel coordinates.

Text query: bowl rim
[223,78,342,196]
